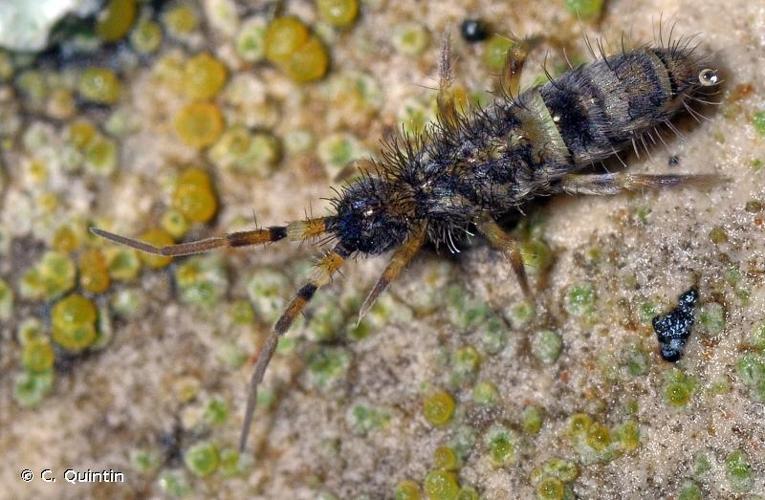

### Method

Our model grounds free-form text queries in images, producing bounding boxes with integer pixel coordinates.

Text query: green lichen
[395,480,422,500]
[485,425,516,466]
[96,0,137,42]
[247,268,290,324]
[20,251,76,301]
[472,380,499,406]
[174,102,225,149]
[450,425,477,461]
[228,299,255,325]
[637,300,657,324]
[697,302,726,337]
[317,132,368,178]
[210,126,282,177]
[110,287,145,318]
[537,458,579,483]
[391,22,430,56]
[753,110,765,136]
[585,422,611,452]
[17,318,45,345]
[84,134,118,176]
[79,249,111,294]
[663,369,697,408]
[564,282,595,317]
[423,470,460,500]
[157,470,191,496]
[264,16,328,82]
[531,329,563,364]
[317,0,359,29]
[0,278,13,320]
[307,347,351,389]
[130,18,163,54]
[564,0,605,21]
[398,97,434,137]
[174,255,228,307]
[567,413,593,437]
[203,398,229,426]
[708,226,728,244]
[622,346,650,377]
[725,449,753,492]
[130,448,161,474]
[105,247,142,282]
[456,486,479,500]
[325,71,384,125]
[347,404,391,435]
[160,209,189,239]
[446,286,491,332]
[507,300,535,328]
[693,451,712,478]
[220,447,252,477]
[172,167,218,223]
[236,17,267,62]
[79,68,121,105]
[433,446,460,471]
[13,370,54,408]
[162,4,199,38]
[22,338,55,373]
[451,346,481,385]
[51,294,98,352]
[614,420,640,452]
[536,476,565,500]
[677,480,702,500]
[184,53,228,101]
[521,405,544,435]
[423,390,456,427]
[477,314,507,355]
[746,322,765,351]
[736,354,765,401]
[184,441,220,477]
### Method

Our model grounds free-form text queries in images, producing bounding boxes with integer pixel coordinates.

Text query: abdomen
[538,47,707,166]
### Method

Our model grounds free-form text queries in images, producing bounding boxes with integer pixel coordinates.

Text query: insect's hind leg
[477,215,532,298]
[556,173,726,196]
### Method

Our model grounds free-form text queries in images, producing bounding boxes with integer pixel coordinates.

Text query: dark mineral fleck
[460,19,490,43]
[652,288,698,362]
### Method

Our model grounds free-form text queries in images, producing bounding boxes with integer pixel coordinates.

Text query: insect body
[92,36,721,452]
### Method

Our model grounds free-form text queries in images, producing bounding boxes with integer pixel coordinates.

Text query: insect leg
[90,226,288,256]
[358,223,427,323]
[499,36,536,98]
[556,173,726,196]
[477,216,532,298]
[239,242,350,452]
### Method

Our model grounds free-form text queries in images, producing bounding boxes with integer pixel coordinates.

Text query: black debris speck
[460,19,491,43]
[652,288,698,362]
[668,155,680,167]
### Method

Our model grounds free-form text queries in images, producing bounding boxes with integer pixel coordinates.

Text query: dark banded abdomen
[539,49,687,166]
